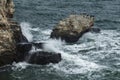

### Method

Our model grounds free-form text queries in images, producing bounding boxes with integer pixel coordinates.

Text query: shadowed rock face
[51,15,94,43]
[16,42,62,65]
[0,0,27,66]
[28,51,62,65]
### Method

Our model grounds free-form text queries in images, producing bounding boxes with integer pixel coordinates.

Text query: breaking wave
[20,22,33,42]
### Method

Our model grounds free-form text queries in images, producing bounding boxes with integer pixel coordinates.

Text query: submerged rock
[28,51,62,65]
[50,15,94,43]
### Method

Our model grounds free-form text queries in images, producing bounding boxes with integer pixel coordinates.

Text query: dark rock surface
[28,51,62,65]
[32,42,44,49]
[16,43,32,62]
[15,42,62,65]
[16,43,32,53]
[90,27,101,33]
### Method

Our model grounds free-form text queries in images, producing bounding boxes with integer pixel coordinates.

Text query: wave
[16,25,120,74]
[20,22,33,42]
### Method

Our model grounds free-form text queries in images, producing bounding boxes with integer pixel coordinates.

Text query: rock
[32,42,44,49]
[15,42,62,64]
[16,43,32,53]
[90,27,101,33]
[0,0,28,66]
[50,15,94,43]
[16,43,32,62]
[10,21,28,43]
[0,51,16,66]
[16,42,44,54]
[0,0,62,67]
[28,51,62,65]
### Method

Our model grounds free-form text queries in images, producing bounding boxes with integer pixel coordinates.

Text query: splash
[41,29,52,36]
[52,30,120,74]
[20,22,33,42]
[43,39,65,53]
[52,51,105,74]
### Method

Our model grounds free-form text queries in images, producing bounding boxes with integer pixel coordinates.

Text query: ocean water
[0,0,120,80]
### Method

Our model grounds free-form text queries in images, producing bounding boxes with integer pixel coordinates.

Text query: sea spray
[20,22,33,42]
[41,39,105,74]
[43,39,65,53]
[41,29,52,36]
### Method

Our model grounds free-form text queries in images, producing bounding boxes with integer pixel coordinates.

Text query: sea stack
[50,15,94,43]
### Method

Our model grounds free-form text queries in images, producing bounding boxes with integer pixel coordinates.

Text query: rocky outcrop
[28,51,62,65]
[0,0,62,67]
[0,0,27,66]
[50,15,94,43]
[16,43,32,62]
[16,42,62,65]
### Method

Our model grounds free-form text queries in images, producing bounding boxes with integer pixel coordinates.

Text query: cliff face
[0,0,27,66]
[0,0,15,54]
[0,0,62,66]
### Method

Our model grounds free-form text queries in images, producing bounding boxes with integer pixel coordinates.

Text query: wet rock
[16,42,44,53]
[10,22,28,43]
[90,27,101,33]
[28,51,62,65]
[32,42,44,49]
[50,15,94,43]
[0,51,16,66]
[16,43,32,53]
[15,42,32,62]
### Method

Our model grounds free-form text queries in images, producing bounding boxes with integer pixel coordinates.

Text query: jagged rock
[50,15,94,43]
[28,51,62,65]
[10,21,28,43]
[15,42,62,65]
[0,0,62,67]
[16,43,32,62]
[16,43,32,53]
[0,0,28,66]
[32,42,43,49]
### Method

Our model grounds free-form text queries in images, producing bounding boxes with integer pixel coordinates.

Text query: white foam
[42,39,65,53]
[31,27,40,31]
[41,29,52,35]
[64,30,120,57]
[51,30,120,74]
[52,51,105,74]
[13,29,119,74]
[20,22,33,42]
[12,62,30,71]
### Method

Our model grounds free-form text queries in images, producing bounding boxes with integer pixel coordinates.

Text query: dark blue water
[0,0,120,80]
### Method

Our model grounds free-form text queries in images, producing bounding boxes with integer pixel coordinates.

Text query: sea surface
[0,0,120,80]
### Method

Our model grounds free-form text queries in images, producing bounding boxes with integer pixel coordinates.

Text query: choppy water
[0,0,120,80]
